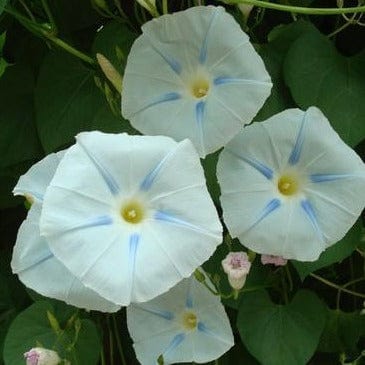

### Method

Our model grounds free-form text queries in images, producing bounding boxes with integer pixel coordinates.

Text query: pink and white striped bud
[222,252,251,290]
[24,348,61,365]
[261,254,288,267]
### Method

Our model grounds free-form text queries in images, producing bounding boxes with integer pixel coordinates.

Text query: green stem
[285,264,293,292]
[112,315,127,365]
[41,0,57,33]
[18,0,36,21]
[5,6,95,65]
[328,13,357,37]
[280,268,289,304]
[162,0,168,14]
[223,0,365,15]
[310,273,365,299]
[336,277,365,309]
[107,316,114,365]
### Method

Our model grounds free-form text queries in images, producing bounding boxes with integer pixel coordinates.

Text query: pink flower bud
[261,254,288,267]
[24,348,61,365]
[221,252,251,290]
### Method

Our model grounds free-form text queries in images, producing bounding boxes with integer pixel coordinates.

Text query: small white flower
[261,254,287,267]
[221,251,251,290]
[39,132,222,306]
[24,348,60,365]
[122,6,272,157]
[12,151,120,312]
[217,107,365,261]
[127,271,234,364]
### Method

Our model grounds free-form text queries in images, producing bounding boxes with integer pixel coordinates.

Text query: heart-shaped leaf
[237,290,326,365]
[35,51,136,153]
[3,300,100,365]
[284,30,365,147]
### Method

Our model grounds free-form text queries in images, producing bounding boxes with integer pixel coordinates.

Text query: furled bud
[261,254,288,267]
[221,251,251,290]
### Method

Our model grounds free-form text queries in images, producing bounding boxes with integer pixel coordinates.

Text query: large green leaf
[318,309,363,353]
[3,301,100,365]
[237,290,326,365]
[35,51,135,153]
[255,20,315,121]
[284,30,365,147]
[292,220,362,280]
[0,64,42,169]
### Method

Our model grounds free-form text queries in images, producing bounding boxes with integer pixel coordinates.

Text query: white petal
[218,107,365,261]
[127,273,233,365]
[12,203,120,312]
[13,150,66,202]
[122,6,271,157]
[40,132,221,305]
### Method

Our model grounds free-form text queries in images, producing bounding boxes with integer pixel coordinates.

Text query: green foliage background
[0,0,364,364]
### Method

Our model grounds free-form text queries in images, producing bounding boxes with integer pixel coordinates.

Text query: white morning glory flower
[121,5,272,157]
[217,107,365,262]
[12,151,120,312]
[127,271,234,364]
[39,132,222,306]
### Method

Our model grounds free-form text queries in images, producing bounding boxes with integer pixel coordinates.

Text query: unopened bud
[24,348,61,365]
[222,252,251,290]
[96,53,123,93]
[194,269,206,283]
[261,254,287,267]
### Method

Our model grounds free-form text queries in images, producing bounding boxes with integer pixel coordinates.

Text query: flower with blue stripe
[217,107,365,261]
[122,6,272,158]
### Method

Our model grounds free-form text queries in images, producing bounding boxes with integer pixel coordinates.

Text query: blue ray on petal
[151,45,182,74]
[288,112,308,165]
[128,233,140,292]
[310,173,354,183]
[199,8,219,64]
[163,333,186,356]
[64,215,113,233]
[138,306,174,320]
[227,149,273,180]
[140,148,177,191]
[154,211,213,236]
[17,252,54,273]
[250,199,281,229]
[195,101,206,154]
[136,92,181,115]
[185,281,193,309]
[78,142,120,195]
[214,77,270,87]
[300,199,324,240]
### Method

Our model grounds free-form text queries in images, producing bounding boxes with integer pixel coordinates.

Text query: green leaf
[0,64,42,169]
[35,51,136,153]
[0,0,7,15]
[237,290,326,365]
[255,20,316,121]
[284,29,365,147]
[292,220,362,280]
[318,309,363,353]
[92,21,137,72]
[3,301,100,365]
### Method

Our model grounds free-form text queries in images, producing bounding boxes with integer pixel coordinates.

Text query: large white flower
[217,107,365,261]
[127,271,234,364]
[121,5,272,157]
[39,132,222,306]
[12,152,120,312]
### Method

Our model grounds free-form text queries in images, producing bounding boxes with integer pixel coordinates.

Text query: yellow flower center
[121,200,145,224]
[182,311,198,330]
[277,175,299,196]
[191,78,209,98]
